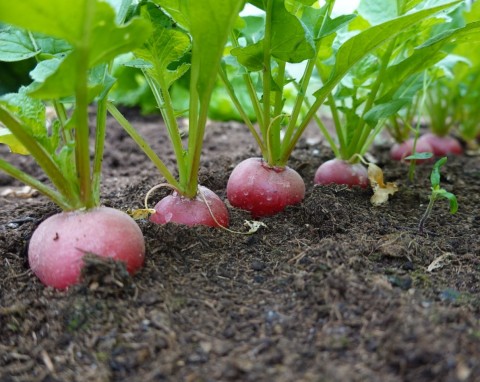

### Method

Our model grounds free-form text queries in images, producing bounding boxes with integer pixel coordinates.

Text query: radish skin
[227,157,305,217]
[149,185,229,227]
[314,158,368,188]
[418,133,463,156]
[28,207,145,290]
[390,138,434,162]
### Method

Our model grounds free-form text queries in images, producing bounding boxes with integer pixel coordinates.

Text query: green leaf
[0,0,89,43]
[236,15,265,44]
[431,156,447,187]
[405,152,434,160]
[152,0,190,29]
[313,1,461,100]
[124,58,154,69]
[32,33,72,59]
[380,48,448,101]
[404,0,425,12]
[0,27,37,62]
[382,22,480,97]
[0,89,55,155]
[187,0,245,107]
[270,0,315,63]
[320,14,357,38]
[104,0,134,23]
[286,0,317,8]
[88,2,152,67]
[0,127,29,154]
[302,7,356,41]
[27,55,77,99]
[7,0,153,100]
[232,41,265,72]
[1,89,46,138]
[0,1,151,65]
[55,143,78,188]
[419,20,480,49]
[358,0,398,25]
[333,2,459,80]
[248,0,266,11]
[235,0,316,67]
[363,98,411,126]
[135,3,191,89]
[27,55,115,100]
[436,189,458,214]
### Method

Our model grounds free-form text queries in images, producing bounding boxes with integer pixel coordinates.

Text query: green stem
[278,1,336,165]
[388,114,404,143]
[106,102,180,189]
[218,67,267,156]
[328,93,346,156]
[349,39,397,156]
[281,0,334,159]
[230,31,264,131]
[0,158,71,210]
[418,194,436,234]
[0,106,80,207]
[299,83,340,158]
[313,112,341,158]
[28,32,74,147]
[361,117,388,157]
[52,100,73,143]
[143,72,187,185]
[317,60,347,157]
[92,95,107,205]
[408,72,430,182]
[396,0,405,15]
[279,88,331,166]
[184,90,208,198]
[281,59,315,155]
[74,0,96,209]
[263,0,274,164]
[270,60,286,163]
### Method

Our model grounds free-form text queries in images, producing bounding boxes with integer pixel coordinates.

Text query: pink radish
[149,185,229,227]
[390,138,434,162]
[227,157,305,218]
[314,158,368,188]
[28,207,145,290]
[418,133,463,156]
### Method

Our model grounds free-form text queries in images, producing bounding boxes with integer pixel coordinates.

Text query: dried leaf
[427,252,452,272]
[127,208,156,220]
[244,220,267,234]
[368,163,398,206]
[0,185,38,198]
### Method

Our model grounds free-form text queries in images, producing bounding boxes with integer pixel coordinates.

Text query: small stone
[251,260,266,271]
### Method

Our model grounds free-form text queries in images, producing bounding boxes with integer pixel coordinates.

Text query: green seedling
[417,157,458,234]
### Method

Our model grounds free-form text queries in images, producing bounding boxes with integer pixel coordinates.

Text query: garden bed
[1,112,480,381]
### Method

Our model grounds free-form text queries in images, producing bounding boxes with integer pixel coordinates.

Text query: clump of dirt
[1,113,480,381]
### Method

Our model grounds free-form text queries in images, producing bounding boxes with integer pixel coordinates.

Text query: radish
[0,2,150,289]
[417,133,463,156]
[390,137,434,162]
[314,158,369,188]
[150,185,229,227]
[28,207,145,290]
[221,2,459,209]
[227,157,305,217]
[108,1,243,228]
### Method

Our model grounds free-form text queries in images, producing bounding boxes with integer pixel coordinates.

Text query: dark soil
[1,110,480,382]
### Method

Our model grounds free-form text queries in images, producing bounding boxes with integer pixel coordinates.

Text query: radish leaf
[314,1,462,100]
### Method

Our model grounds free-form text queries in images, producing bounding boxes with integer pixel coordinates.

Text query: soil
[1,110,480,382]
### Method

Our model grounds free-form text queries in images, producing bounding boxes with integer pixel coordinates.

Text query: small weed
[416,157,458,234]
